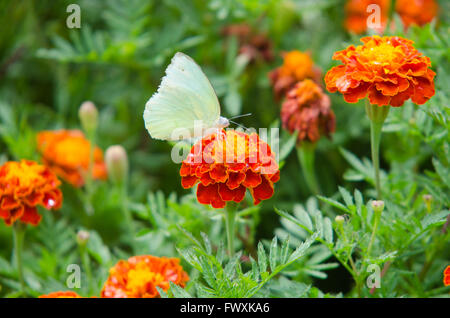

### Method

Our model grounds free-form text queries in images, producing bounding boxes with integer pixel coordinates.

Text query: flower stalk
[13,222,26,293]
[224,203,238,256]
[365,101,389,199]
[367,200,384,257]
[297,143,320,195]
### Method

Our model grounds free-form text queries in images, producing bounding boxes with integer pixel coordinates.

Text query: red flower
[281,79,335,144]
[444,266,450,286]
[180,129,280,208]
[0,160,62,226]
[101,255,189,298]
[325,36,435,107]
[396,0,439,29]
[39,291,82,298]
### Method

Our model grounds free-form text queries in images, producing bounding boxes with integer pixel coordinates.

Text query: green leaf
[169,282,192,298]
[257,242,268,274]
[323,217,333,244]
[317,196,350,213]
[269,236,278,271]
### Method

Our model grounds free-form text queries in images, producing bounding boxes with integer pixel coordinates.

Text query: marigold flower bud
[422,194,432,212]
[76,230,90,246]
[335,215,345,224]
[79,101,98,135]
[105,145,129,185]
[371,200,385,214]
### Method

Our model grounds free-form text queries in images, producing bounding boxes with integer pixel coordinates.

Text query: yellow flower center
[126,264,165,296]
[280,51,314,80]
[357,41,404,67]
[53,136,91,168]
[3,161,45,189]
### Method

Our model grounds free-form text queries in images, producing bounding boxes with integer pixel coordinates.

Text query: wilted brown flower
[222,23,273,63]
[281,79,335,144]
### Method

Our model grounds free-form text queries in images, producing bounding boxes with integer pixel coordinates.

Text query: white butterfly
[143,52,230,141]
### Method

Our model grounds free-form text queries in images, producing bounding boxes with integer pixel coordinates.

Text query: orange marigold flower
[325,35,436,107]
[37,129,107,187]
[39,291,82,298]
[444,266,450,286]
[281,79,335,144]
[180,129,280,208]
[101,255,189,298]
[396,0,438,29]
[344,0,390,34]
[269,50,321,100]
[222,23,273,63]
[0,160,62,226]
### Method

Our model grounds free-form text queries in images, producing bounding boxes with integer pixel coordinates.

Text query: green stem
[367,211,381,257]
[365,101,390,200]
[13,222,26,293]
[297,143,320,195]
[79,245,92,293]
[224,204,238,256]
[120,182,134,235]
[84,132,96,215]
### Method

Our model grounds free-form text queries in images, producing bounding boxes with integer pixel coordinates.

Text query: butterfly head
[216,116,230,129]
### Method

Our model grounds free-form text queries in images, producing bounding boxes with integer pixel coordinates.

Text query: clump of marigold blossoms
[281,79,335,144]
[37,129,107,187]
[396,0,439,29]
[101,255,189,298]
[325,36,436,107]
[0,160,62,226]
[180,129,280,209]
[444,266,450,286]
[344,0,390,34]
[39,291,82,298]
[269,50,321,100]
[222,23,273,63]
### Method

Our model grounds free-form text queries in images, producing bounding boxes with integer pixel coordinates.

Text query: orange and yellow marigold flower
[325,35,435,107]
[444,266,450,286]
[269,50,321,100]
[39,291,82,298]
[101,255,189,298]
[180,129,280,209]
[0,160,62,226]
[281,79,335,144]
[396,0,439,29]
[344,0,390,34]
[37,129,107,187]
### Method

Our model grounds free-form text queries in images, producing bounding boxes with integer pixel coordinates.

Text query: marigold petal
[181,176,198,189]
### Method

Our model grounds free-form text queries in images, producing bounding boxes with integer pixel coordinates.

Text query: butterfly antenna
[229,120,249,131]
[229,113,252,120]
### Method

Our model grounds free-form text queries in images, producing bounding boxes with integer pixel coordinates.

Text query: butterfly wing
[143,52,221,140]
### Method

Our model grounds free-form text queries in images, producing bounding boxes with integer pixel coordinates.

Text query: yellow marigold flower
[325,35,436,107]
[37,129,107,187]
[269,50,321,100]
[396,0,439,29]
[0,160,62,226]
[101,255,189,298]
[39,291,82,298]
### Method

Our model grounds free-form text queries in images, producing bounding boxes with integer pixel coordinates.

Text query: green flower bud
[371,200,385,214]
[105,145,129,185]
[335,215,345,224]
[76,230,90,246]
[79,101,98,135]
